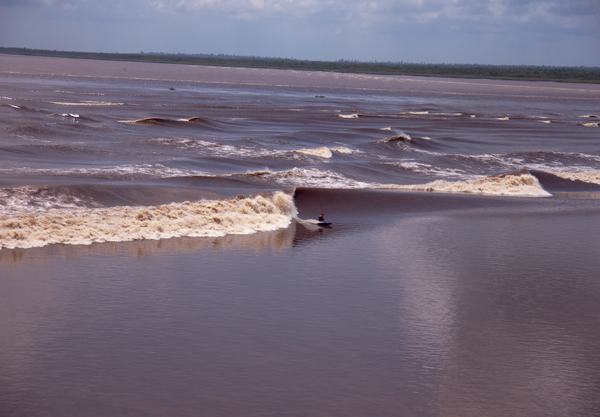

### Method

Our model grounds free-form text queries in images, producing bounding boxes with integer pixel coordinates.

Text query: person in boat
[318,214,325,222]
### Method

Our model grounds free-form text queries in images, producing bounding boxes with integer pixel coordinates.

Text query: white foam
[338,114,359,118]
[9,104,20,109]
[232,167,376,189]
[539,120,551,124]
[553,171,600,185]
[289,147,332,158]
[443,152,600,174]
[152,138,271,158]
[0,186,94,216]
[0,192,296,250]
[0,164,210,180]
[386,162,467,178]
[495,117,509,121]
[51,101,124,106]
[381,173,551,197]
[331,147,354,154]
[227,165,552,197]
[53,91,105,96]
[154,139,349,160]
[580,122,599,128]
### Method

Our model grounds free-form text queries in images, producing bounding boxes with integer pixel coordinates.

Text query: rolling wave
[553,171,600,185]
[119,116,215,125]
[0,191,296,250]
[227,167,552,197]
[0,185,96,216]
[229,167,377,188]
[152,138,351,160]
[388,171,551,197]
[51,101,125,106]
[0,164,210,180]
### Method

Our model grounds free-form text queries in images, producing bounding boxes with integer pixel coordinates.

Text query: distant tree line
[1,47,599,84]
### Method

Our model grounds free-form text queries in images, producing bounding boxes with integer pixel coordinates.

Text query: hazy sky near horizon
[1,0,598,66]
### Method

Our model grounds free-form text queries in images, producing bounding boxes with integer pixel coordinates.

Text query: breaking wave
[385,161,467,178]
[380,133,412,143]
[119,116,214,124]
[152,138,350,160]
[289,147,332,158]
[0,192,296,250]
[228,168,551,197]
[553,171,600,185]
[0,164,210,180]
[0,186,96,216]
[385,172,551,197]
[52,101,125,106]
[230,168,376,188]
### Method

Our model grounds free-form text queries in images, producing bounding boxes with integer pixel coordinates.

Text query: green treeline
[2,47,599,84]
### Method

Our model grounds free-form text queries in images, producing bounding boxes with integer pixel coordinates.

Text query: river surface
[1,54,600,416]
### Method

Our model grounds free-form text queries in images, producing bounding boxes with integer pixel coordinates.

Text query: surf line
[0,192,297,250]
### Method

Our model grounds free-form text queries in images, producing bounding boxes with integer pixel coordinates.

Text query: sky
[0,0,599,67]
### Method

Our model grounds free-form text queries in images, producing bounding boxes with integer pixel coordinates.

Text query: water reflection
[371,211,600,416]
[1,205,600,416]
[0,217,353,267]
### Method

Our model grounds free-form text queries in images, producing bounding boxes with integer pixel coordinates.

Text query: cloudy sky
[1,0,598,66]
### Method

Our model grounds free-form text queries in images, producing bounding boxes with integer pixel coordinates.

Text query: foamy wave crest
[289,147,332,158]
[386,162,467,178]
[0,164,209,180]
[338,114,359,118]
[580,122,599,128]
[152,138,271,158]
[232,168,376,188]
[383,173,551,197]
[52,101,125,106]
[0,186,96,216]
[0,192,296,250]
[380,133,412,143]
[331,147,354,154]
[154,139,350,160]
[553,171,600,185]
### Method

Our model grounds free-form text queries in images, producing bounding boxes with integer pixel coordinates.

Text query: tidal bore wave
[0,192,296,250]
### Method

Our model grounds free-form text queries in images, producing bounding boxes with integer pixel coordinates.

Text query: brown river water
[1,54,600,416]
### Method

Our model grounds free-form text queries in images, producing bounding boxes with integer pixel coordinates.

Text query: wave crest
[0,192,296,250]
[383,173,551,197]
[554,171,600,185]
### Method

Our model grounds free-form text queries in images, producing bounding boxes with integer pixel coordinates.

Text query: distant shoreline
[1,47,599,84]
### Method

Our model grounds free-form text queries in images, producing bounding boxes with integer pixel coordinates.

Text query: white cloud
[1,0,597,65]
[153,0,333,18]
[149,0,599,31]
